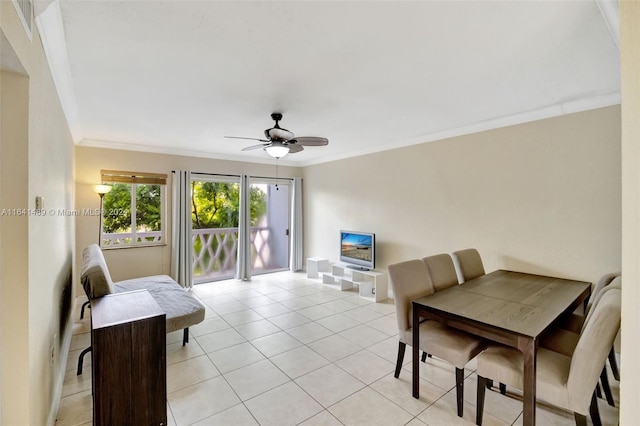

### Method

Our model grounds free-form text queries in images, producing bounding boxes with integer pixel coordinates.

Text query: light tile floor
[55,271,620,426]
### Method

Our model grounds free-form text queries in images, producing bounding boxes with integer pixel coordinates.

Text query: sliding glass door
[189,174,291,283]
[191,175,241,283]
[249,179,291,276]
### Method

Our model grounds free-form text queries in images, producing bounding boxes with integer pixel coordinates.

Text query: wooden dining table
[412,269,591,426]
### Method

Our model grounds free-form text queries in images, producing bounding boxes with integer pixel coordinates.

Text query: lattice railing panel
[102,228,275,282]
[102,231,162,246]
[192,227,274,283]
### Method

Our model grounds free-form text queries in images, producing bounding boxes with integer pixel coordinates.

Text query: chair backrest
[585,272,621,315]
[452,248,485,282]
[422,254,459,292]
[581,276,621,332]
[566,287,621,414]
[388,260,435,334]
[80,244,115,299]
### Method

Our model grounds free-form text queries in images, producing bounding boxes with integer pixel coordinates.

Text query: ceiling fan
[225,113,329,159]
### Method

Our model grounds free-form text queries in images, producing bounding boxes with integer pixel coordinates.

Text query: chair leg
[608,347,620,381]
[77,346,92,376]
[394,341,406,378]
[596,383,602,398]
[486,379,493,389]
[600,366,615,407]
[590,390,602,426]
[476,375,488,425]
[421,352,432,362]
[499,382,506,395]
[455,367,464,417]
[80,300,90,319]
[182,328,189,346]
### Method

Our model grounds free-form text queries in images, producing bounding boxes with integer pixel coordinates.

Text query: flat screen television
[340,230,375,270]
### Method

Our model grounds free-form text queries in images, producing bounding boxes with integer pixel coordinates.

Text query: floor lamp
[80,184,112,321]
[92,184,112,245]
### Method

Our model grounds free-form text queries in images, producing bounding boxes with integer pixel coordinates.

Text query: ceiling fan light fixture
[228,113,328,158]
[265,143,290,159]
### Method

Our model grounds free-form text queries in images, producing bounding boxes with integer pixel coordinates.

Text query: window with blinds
[99,170,167,248]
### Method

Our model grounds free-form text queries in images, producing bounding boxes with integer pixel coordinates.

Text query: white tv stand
[306,258,388,302]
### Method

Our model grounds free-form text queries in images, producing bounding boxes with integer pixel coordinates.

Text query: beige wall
[1,70,30,424]
[620,2,640,423]
[75,147,302,288]
[304,106,621,293]
[1,2,76,425]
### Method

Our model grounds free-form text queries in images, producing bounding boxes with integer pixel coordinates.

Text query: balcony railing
[102,227,280,283]
[192,226,275,283]
[102,231,163,246]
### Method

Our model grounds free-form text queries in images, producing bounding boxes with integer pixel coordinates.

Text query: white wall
[74,147,302,289]
[304,106,621,293]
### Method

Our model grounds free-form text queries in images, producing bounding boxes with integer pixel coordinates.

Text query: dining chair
[421,253,459,291]
[388,259,485,417]
[558,272,620,334]
[585,277,621,405]
[452,248,485,282]
[475,286,622,426]
[419,253,460,361]
[544,276,621,352]
[545,273,621,406]
[426,252,511,395]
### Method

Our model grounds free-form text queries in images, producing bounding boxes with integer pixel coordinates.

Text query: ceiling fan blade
[288,143,304,153]
[225,136,270,143]
[289,137,328,146]
[242,143,268,151]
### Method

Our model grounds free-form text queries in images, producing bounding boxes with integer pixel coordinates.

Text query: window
[100,170,167,248]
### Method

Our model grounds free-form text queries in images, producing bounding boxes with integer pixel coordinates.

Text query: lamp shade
[92,184,112,195]
[265,143,290,159]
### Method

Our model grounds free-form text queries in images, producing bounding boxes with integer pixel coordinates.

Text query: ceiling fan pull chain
[275,159,280,191]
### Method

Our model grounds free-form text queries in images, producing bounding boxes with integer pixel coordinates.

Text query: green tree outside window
[102,183,163,245]
[190,182,267,229]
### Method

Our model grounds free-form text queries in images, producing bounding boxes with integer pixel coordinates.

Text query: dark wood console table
[91,289,167,425]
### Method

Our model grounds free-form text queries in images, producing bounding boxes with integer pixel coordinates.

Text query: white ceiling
[36,1,620,166]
